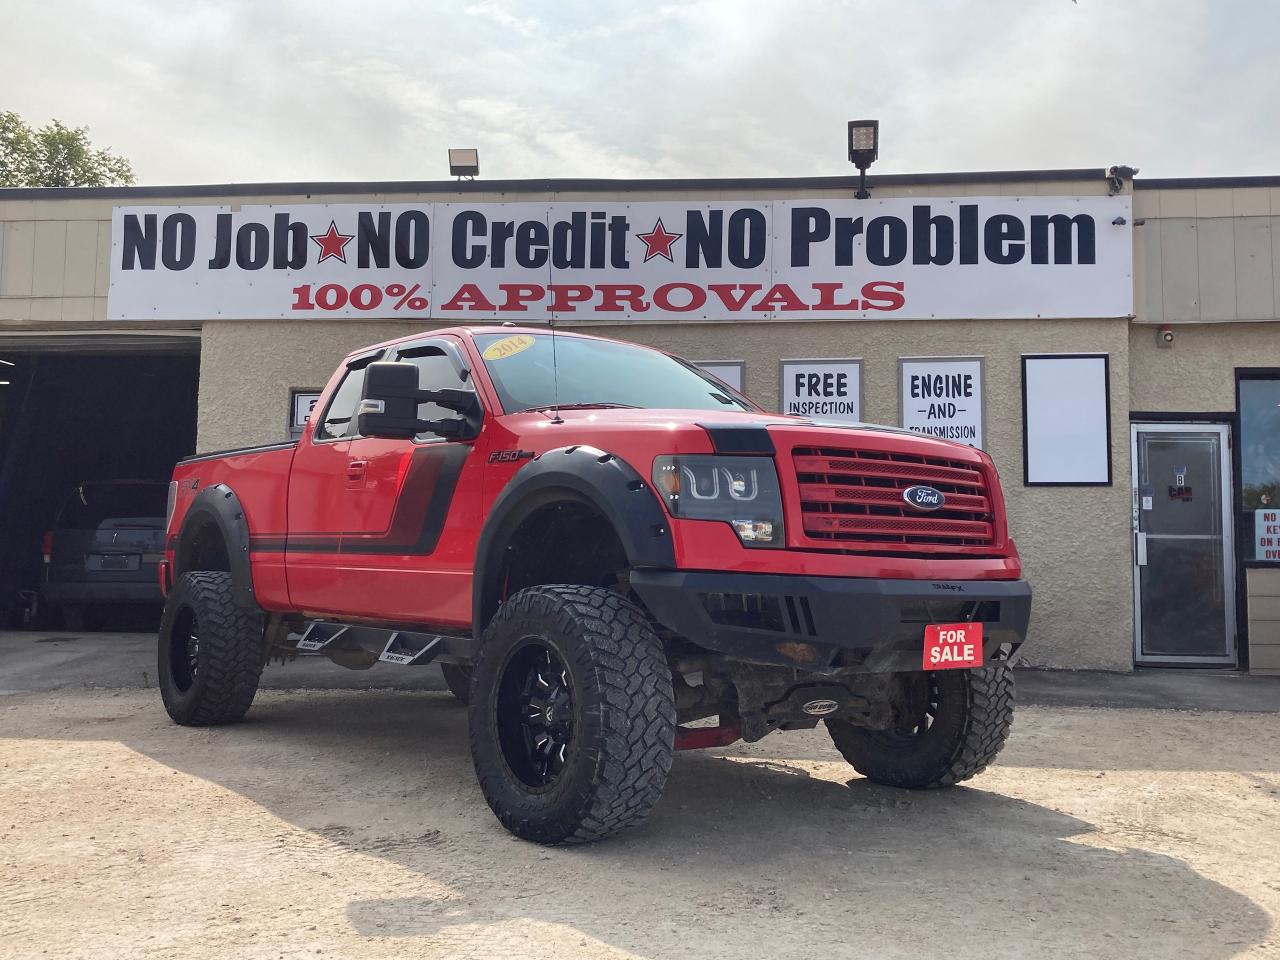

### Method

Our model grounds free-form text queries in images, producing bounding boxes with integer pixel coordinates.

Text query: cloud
[1,0,1277,184]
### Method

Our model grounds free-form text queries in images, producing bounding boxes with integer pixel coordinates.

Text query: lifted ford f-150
[158,326,1031,844]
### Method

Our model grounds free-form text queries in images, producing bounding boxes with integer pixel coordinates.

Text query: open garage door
[0,337,199,628]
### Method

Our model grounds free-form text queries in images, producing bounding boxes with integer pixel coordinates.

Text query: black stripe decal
[246,444,469,556]
[698,423,776,455]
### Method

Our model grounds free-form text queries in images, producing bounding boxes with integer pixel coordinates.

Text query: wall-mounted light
[847,119,879,199]
[448,148,479,180]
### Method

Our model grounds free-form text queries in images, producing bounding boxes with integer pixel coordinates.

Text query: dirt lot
[2,687,1279,960]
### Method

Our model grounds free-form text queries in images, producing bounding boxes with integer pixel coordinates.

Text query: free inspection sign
[780,359,862,423]
[108,196,1133,321]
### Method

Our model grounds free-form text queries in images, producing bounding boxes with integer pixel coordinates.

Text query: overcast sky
[4,0,1277,185]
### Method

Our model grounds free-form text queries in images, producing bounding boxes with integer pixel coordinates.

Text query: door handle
[1135,532,1148,566]
[346,460,368,482]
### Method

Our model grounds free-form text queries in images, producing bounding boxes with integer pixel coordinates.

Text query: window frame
[1235,368,1280,569]
[312,349,384,444]
[390,338,483,445]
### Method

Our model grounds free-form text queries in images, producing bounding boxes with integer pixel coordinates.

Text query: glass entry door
[1131,424,1237,665]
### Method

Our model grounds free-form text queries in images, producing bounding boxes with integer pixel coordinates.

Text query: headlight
[652,455,785,548]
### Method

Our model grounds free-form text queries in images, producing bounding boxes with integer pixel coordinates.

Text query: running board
[284,620,471,669]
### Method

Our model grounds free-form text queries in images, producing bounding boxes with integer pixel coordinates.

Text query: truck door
[336,338,482,625]
[284,353,377,614]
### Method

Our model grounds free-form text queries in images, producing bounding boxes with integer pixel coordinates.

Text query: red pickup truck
[158,326,1030,844]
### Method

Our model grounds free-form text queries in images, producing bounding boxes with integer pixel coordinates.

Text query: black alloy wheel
[497,642,576,789]
[168,605,200,693]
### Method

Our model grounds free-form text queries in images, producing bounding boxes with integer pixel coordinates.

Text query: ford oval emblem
[903,485,946,512]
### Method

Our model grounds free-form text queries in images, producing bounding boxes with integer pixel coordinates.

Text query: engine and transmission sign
[108,196,1133,322]
[899,357,985,448]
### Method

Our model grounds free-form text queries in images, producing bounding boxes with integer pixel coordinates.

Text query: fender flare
[472,446,675,631]
[172,483,257,609]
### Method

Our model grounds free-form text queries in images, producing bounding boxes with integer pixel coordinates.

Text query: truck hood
[499,407,988,464]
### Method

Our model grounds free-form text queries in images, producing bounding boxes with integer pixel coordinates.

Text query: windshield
[474,333,753,414]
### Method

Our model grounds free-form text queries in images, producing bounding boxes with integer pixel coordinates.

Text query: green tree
[0,111,135,187]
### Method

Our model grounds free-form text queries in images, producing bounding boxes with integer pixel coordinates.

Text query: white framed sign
[1022,354,1112,486]
[109,196,1133,322]
[899,357,984,448]
[694,361,745,392]
[290,389,321,438]
[1256,510,1280,562]
[779,359,863,423]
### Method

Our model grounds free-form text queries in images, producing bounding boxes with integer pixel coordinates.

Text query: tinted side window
[401,349,472,440]
[316,366,367,440]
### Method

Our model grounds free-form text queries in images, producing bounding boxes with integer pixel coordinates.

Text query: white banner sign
[108,196,1133,322]
[900,358,984,448]
[1257,510,1280,562]
[780,359,862,423]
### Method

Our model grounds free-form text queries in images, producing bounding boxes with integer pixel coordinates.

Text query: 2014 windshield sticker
[482,335,536,361]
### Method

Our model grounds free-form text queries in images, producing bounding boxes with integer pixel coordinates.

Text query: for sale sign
[108,196,1133,322]
[923,623,984,670]
[900,357,984,448]
[780,359,862,423]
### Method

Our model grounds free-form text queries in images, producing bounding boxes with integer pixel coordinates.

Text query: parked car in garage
[42,480,167,630]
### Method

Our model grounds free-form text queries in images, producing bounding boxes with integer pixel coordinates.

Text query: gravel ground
[2,687,1279,959]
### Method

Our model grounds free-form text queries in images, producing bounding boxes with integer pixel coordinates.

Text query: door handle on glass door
[1135,532,1148,566]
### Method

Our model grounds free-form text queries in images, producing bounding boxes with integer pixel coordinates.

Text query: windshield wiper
[516,402,642,414]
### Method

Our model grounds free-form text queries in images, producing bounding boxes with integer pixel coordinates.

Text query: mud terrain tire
[468,585,676,845]
[827,665,1014,789]
[158,571,264,726]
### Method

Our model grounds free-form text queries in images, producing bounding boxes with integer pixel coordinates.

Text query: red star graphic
[310,220,354,264]
[636,218,682,262]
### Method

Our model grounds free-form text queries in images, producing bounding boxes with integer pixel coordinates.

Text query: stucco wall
[197,320,424,453]
[1130,320,1280,412]
[198,315,1135,671]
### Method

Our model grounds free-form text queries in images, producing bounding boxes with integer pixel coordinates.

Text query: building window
[1239,374,1280,563]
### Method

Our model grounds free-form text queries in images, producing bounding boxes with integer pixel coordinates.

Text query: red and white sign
[923,622,984,670]
[1256,510,1280,562]
[108,196,1133,322]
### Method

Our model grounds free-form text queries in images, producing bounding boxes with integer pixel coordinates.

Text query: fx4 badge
[488,449,535,464]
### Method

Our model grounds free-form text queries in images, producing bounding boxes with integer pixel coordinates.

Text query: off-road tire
[440,663,473,705]
[158,571,264,726]
[827,664,1014,789]
[468,585,676,845]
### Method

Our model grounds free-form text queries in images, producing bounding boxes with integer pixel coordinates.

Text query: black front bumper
[630,570,1031,674]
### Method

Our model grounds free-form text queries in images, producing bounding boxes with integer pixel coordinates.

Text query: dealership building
[2,166,1279,674]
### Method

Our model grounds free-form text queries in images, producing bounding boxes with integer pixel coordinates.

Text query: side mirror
[356,361,482,440]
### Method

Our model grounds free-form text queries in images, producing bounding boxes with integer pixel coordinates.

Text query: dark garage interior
[0,344,199,628]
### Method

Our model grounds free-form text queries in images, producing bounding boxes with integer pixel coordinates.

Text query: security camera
[1112,216,1127,226]
[1108,164,1140,179]
[1157,325,1174,348]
